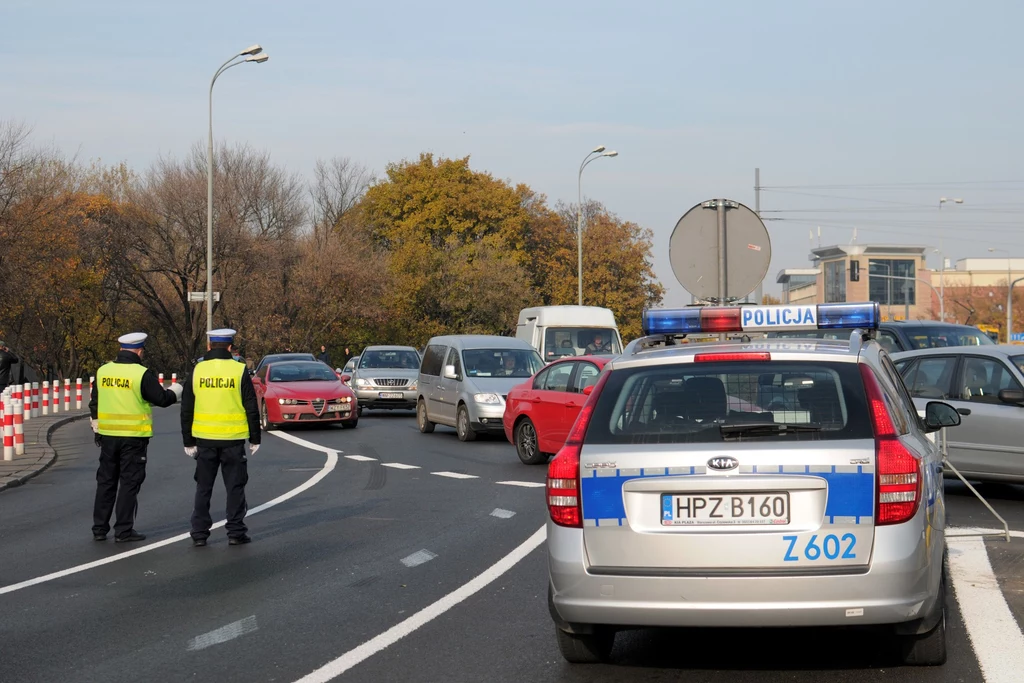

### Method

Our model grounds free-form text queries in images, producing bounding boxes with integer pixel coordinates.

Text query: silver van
[417,335,544,441]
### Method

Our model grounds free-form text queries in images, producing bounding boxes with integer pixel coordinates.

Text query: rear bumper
[547,519,942,629]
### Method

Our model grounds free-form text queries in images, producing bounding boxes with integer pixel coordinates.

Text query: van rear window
[585,361,873,444]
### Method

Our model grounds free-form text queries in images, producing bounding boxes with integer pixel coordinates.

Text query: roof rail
[848,328,876,355]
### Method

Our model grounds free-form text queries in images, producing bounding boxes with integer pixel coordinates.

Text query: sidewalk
[0,407,90,492]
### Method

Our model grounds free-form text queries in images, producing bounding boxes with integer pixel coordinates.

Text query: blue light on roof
[642,308,702,335]
[817,303,880,330]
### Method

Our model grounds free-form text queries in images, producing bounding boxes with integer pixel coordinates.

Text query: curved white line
[0,431,338,597]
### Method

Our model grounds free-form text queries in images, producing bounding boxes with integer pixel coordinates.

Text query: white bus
[515,305,623,361]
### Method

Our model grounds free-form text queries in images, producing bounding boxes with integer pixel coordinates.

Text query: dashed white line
[187,615,259,652]
[381,463,420,470]
[292,526,546,682]
[490,508,516,519]
[400,550,437,568]
[345,455,377,462]
[495,480,545,488]
[431,471,478,480]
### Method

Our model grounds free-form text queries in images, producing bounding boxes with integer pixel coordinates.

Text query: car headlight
[354,378,371,387]
[408,381,417,392]
[278,398,298,405]
[474,393,501,405]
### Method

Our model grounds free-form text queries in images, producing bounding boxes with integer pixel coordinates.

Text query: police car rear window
[585,361,873,444]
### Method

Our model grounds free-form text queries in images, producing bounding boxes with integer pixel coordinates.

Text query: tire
[260,402,277,431]
[417,399,435,434]
[457,404,477,442]
[341,418,358,429]
[554,626,615,664]
[515,419,547,465]
[899,577,947,666]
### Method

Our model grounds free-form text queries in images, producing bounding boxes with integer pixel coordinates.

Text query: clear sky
[4,0,1023,307]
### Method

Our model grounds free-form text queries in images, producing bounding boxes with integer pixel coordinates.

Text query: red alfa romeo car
[252,360,358,430]
[503,355,610,464]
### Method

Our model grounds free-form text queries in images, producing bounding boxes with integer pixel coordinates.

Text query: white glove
[90,418,99,433]
[185,446,198,459]
[168,383,184,400]
[249,444,260,456]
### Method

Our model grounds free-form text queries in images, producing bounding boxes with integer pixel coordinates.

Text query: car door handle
[956,408,971,416]
[565,402,580,408]
[531,397,542,404]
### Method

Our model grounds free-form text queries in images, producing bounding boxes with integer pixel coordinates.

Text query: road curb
[0,414,89,492]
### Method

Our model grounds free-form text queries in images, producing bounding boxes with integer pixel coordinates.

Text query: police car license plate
[327,404,347,412]
[379,392,403,399]
[661,492,790,526]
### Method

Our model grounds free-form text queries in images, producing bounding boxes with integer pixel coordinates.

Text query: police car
[545,302,961,666]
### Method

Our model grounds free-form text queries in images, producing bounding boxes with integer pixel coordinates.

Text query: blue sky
[4,0,1023,306]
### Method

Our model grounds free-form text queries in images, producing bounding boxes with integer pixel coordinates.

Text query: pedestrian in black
[89,332,183,542]
[0,340,17,395]
[317,344,331,366]
[181,329,261,546]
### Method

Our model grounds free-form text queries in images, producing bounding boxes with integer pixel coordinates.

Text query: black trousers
[92,436,149,538]
[191,443,249,540]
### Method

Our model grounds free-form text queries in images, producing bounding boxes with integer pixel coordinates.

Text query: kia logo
[707,456,739,471]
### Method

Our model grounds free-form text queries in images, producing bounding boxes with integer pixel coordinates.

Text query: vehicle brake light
[859,364,921,525]
[547,370,612,528]
[693,352,771,363]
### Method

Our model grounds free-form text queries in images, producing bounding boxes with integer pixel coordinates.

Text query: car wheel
[260,402,277,431]
[899,575,947,666]
[456,405,477,442]
[554,626,615,664]
[341,417,358,429]
[515,419,547,465]
[417,399,435,434]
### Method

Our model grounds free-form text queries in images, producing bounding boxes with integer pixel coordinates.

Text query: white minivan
[516,305,623,362]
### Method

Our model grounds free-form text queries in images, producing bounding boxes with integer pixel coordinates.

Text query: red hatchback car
[503,355,610,464]
[252,360,358,430]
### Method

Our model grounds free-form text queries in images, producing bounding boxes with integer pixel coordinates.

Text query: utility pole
[754,168,762,304]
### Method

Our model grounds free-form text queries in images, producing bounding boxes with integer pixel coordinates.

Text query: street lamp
[937,197,964,322]
[207,44,269,335]
[870,260,893,319]
[989,247,1015,342]
[577,146,618,306]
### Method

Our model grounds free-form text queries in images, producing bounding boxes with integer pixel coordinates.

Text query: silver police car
[546,302,961,666]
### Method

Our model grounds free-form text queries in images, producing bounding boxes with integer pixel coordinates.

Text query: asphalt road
[0,407,1021,683]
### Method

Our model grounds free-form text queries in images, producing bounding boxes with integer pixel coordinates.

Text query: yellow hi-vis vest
[191,359,249,441]
[96,362,153,437]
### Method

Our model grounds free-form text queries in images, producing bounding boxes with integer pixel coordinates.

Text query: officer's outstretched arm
[140,369,178,407]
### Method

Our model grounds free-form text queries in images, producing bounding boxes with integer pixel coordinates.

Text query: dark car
[766,320,994,354]
[254,353,318,374]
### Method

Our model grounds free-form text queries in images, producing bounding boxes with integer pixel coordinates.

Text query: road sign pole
[717,200,727,304]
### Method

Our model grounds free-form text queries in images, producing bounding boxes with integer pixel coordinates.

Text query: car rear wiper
[720,422,824,438]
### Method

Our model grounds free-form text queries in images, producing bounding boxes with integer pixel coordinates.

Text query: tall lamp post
[937,197,964,321]
[207,45,269,334]
[989,247,1015,343]
[577,146,618,306]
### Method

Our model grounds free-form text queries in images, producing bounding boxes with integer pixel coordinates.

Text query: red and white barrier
[90,376,95,393]
[158,372,164,386]
[12,385,28,424]
[51,380,59,414]
[171,373,178,385]
[31,382,39,418]
[42,381,50,416]
[2,396,13,461]
[76,378,82,409]
[63,379,70,412]
[12,399,24,456]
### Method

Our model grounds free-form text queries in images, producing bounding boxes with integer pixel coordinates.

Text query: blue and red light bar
[641,302,880,336]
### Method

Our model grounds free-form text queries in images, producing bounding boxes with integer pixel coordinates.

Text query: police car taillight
[547,370,612,528]
[859,364,921,525]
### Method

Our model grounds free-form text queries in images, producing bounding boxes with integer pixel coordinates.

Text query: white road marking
[345,455,377,462]
[381,463,419,470]
[490,508,516,519]
[0,432,338,597]
[400,550,437,568]
[495,480,545,488]
[947,532,1024,683]
[187,615,259,652]
[431,471,478,480]
[292,526,546,682]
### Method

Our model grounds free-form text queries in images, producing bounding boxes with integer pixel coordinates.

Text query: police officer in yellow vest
[180,329,260,547]
[88,332,183,542]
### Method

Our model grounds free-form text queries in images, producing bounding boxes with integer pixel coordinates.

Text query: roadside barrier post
[76,378,82,409]
[158,372,164,386]
[51,381,59,414]
[14,385,28,423]
[12,399,24,456]
[171,373,178,385]
[2,396,13,461]
[32,382,40,418]
[64,379,70,412]
[42,381,50,416]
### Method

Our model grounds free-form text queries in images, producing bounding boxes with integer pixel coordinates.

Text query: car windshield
[268,362,339,383]
[463,349,544,378]
[1010,355,1024,375]
[585,361,872,444]
[904,327,994,349]
[359,350,420,369]
[543,327,621,359]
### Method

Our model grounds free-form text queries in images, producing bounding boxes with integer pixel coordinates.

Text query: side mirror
[340,374,351,384]
[923,401,962,432]
[998,388,1024,405]
[443,365,458,380]
[335,368,343,374]
[582,385,594,396]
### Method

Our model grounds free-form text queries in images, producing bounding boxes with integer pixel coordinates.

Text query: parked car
[766,320,994,354]
[254,352,318,374]
[251,360,358,430]
[892,344,1024,483]
[503,355,611,464]
[347,346,421,414]
[416,335,544,441]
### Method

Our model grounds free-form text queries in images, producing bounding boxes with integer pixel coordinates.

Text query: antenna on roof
[850,227,858,244]
[817,226,822,248]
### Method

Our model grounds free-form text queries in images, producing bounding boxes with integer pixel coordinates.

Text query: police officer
[181,329,260,547]
[89,332,183,542]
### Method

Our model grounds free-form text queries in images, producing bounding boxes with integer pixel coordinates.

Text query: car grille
[373,378,409,387]
[311,399,326,414]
